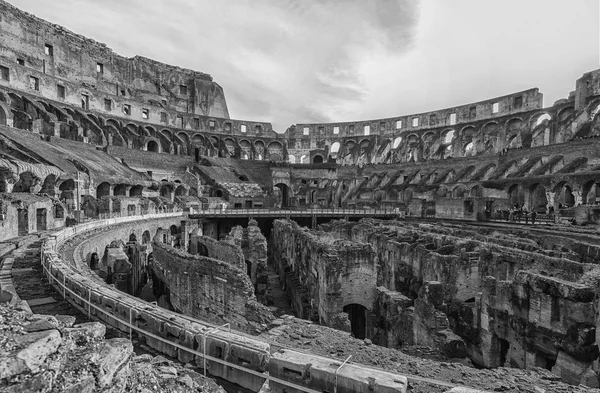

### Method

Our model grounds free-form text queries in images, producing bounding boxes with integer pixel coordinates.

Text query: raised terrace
[0,0,600,392]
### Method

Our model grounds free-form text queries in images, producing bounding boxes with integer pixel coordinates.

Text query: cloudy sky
[10,0,599,132]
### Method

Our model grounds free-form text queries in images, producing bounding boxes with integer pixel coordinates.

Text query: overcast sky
[11,0,599,132]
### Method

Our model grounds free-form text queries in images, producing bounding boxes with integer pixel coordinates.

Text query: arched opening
[13,172,37,193]
[97,182,111,198]
[508,184,524,207]
[245,260,252,278]
[535,113,551,126]
[443,130,455,144]
[175,185,187,197]
[582,180,600,205]
[0,106,6,126]
[343,303,367,339]
[463,142,474,156]
[392,137,402,149]
[129,233,138,242]
[142,230,151,244]
[90,252,99,270]
[160,184,173,200]
[300,155,307,164]
[274,183,290,207]
[114,184,127,196]
[555,183,575,208]
[58,179,75,200]
[198,243,209,257]
[215,189,223,198]
[41,175,57,196]
[147,140,159,153]
[530,183,548,212]
[129,185,143,197]
[54,204,64,219]
[330,142,341,154]
[189,187,198,197]
[170,225,178,235]
[313,155,324,164]
[452,186,466,198]
[288,155,296,164]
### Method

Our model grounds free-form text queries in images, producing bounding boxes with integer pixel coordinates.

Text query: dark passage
[343,303,367,339]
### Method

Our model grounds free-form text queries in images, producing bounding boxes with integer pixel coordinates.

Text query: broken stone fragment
[92,338,133,388]
[0,329,62,378]
[54,314,77,328]
[62,375,96,393]
[0,290,13,304]
[63,321,106,341]
[2,370,53,392]
[24,316,59,332]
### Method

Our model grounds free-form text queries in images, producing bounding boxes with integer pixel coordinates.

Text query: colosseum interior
[0,1,599,392]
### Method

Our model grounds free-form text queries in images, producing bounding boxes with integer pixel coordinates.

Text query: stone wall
[270,219,376,333]
[317,218,600,386]
[152,237,273,333]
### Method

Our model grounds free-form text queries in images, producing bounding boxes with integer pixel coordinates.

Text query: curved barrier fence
[40,213,410,393]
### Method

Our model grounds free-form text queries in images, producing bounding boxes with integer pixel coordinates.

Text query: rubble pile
[263,315,600,393]
[0,301,224,393]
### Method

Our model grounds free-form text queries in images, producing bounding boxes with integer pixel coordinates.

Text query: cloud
[8,0,598,133]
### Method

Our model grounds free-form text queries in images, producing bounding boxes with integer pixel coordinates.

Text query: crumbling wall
[152,237,273,333]
[270,219,377,333]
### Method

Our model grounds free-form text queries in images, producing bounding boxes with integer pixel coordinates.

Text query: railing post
[334,355,352,393]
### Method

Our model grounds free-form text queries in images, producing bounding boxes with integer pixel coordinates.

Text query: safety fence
[40,213,409,393]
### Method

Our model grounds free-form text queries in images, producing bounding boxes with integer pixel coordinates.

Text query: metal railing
[39,214,390,393]
[39,260,330,393]
[190,207,399,217]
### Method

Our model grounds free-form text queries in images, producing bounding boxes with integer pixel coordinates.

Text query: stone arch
[470,185,482,198]
[529,183,548,212]
[129,185,143,197]
[146,139,160,153]
[392,136,403,149]
[125,123,139,136]
[160,183,174,200]
[268,141,283,161]
[531,113,552,128]
[58,179,75,200]
[287,155,296,163]
[508,184,525,206]
[142,230,151,244]
[452,185,466,198]
[41,174,57,196]
[554,181,575,207]
[343,303,368,339]
[0,103,8,126]
[274,183,292,207]
[114,184,127,196]
[175,185,187,197]
[313,155,324,164]
[254,140,265,160]
[582,180,600,205]
[442,129,456,144]
[96,182,111,198]
[13,172,39,193]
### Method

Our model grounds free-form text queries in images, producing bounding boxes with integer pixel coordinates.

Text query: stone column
[545,191,556,214]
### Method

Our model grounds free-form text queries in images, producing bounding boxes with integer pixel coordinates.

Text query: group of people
[505,203,538,224]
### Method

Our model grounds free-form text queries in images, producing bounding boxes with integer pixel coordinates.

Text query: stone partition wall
[152,236,274,333]
[188,230,245,271]
[317,218,600,386]
[227,220,269,303]
[270,219,377,336]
